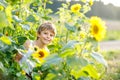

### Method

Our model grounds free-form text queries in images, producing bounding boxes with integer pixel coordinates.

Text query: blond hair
[37,22,56,39]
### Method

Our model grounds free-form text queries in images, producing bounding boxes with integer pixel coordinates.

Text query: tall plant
[0,0,107,80]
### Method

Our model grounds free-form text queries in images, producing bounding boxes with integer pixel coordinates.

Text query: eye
[43,32,48,34]
[50,34,54,37]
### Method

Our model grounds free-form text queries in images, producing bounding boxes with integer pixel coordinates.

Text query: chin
[43,42,50,45]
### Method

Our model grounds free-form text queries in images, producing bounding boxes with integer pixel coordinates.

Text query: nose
[46,34,51,39]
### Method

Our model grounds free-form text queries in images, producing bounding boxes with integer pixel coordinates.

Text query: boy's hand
[14,53,23,62]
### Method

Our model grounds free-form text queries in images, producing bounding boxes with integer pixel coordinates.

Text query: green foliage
[101,50,120,80]
[65,23,76,32]
[104,30,120,41]
[0,0,107,80]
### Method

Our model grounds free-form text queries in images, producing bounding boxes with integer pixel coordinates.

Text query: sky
[100,0,120,7]
[66,0,120,7]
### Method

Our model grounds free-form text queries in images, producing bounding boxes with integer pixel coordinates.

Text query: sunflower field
[0,0,107,80]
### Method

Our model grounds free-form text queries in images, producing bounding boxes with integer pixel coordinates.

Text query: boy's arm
[14,40,30,62]
[14,53,23,62]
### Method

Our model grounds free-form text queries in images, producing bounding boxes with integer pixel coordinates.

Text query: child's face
[38,29,55,45]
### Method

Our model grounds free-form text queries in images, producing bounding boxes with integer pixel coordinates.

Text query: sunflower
[0,36,11,45]
[90,16,106,41]
[71,4,81,13]
[89,0,94,6]
[21,70,26,75]
[32,48,49,62]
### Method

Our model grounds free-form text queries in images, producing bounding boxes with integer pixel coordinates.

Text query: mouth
[44,39,51,42]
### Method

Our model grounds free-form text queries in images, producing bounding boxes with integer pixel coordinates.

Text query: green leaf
[0,0,7,7]
[67,56,88,70]
[5,5,12,23]
[43,54,62,68]
[81,64,100,79]
[17,36,27,45]
[78,77,90,80]
[61,40,79,51]
[20,24,30,30]
[12,15,22,23]
[0,33,3,37]
[42,16,52,20]
[0,62,6,72]
[91,52,108,67]
[28,33,35,40]
[59,48,75,57]
[44,73,56,80]
[29,2,38,12]
[65,23,76,32]
[77,19,84,24]
[0,11,8,27]
[71,64,100,79]
[26,15,36,22]
[47,1,53,4]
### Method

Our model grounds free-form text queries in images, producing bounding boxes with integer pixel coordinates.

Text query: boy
[15,22,56,79]
[15,21,56,62]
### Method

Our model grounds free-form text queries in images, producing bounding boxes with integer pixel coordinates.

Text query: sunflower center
[93,25,99,34]
[74,7,79,11]
[39,51,44,58]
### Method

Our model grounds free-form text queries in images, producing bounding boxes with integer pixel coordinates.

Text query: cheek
[39,33,45,38]
[50,37,54,41]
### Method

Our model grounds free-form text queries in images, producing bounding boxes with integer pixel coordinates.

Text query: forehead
[41,29,55,34]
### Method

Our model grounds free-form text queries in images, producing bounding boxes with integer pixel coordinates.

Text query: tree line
[47,0,120,20]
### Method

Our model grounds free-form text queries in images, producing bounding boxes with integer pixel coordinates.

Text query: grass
[102,50,120,60]
[101,50,120,80]
[103,30,120,41]
[101,20,120,79]
[103,19,120,41]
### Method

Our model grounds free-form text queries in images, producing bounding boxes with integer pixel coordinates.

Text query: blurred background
[47,0,120,42]
[0,0,119,79]
[47,0,120,79]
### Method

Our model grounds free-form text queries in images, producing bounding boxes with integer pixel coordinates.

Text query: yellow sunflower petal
[21,70,26,75]
[90,16,106,41]
[71,4,81,13]
[0,36,11,45]
[89,0,94,6]
[32,49,49,62]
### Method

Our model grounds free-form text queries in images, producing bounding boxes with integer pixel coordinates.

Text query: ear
[37,32,40,37]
